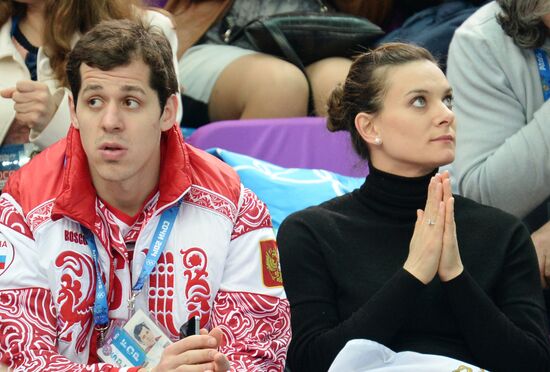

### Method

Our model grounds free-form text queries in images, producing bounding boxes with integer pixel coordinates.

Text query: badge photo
[97,309,172,368]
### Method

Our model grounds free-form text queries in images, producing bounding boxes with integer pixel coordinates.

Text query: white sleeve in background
[143,9,183,124]
[29,88,70,149]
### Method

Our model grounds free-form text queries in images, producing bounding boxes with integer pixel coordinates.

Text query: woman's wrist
[439,264,464,282]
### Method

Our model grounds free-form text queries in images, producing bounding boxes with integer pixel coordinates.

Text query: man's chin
[93,167,129,184]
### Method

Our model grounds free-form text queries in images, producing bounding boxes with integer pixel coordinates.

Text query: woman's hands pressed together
[404,172,463,284]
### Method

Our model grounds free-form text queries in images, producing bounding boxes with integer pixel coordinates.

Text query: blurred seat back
[186,117,368,177]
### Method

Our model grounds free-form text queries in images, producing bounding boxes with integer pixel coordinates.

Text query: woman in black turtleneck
[277,42,550,372]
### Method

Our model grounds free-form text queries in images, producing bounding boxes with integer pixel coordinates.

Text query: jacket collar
[51,124,192,231]
[0,19,18,60]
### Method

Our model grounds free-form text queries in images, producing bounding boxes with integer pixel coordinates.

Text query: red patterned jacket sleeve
[0,288,129,371]
[211,187,291,371]
[0,197,128,371]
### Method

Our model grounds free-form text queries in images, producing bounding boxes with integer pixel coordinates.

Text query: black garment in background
[181,94,210,128]
[390,0,488,22]
[376,0,491,71]
[278,166,550,372]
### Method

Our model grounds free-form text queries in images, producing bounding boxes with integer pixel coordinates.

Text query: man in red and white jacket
[0,19,290,371]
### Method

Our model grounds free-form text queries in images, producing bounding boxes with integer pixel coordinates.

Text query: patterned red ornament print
[55,251,95,353]
[149,250,180,338]
[211,291,290,371]
[182,247,211,328]
[0,197,33,239]
[184,186,237,222]
[0,288,109,370]
[26,199,54,234]
[231,189,272,241]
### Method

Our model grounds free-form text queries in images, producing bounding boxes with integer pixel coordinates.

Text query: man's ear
[354,112,381,145]
[68,93,79,130]
[160,94,178,131]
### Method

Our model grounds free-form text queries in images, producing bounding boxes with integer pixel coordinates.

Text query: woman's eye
[443,95,454,109]
[412,96,426,108]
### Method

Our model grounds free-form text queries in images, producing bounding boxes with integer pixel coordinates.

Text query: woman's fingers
[405,201,445,284]
[442,177,452,203]
[439,197,464,282]
[423,177,436,224]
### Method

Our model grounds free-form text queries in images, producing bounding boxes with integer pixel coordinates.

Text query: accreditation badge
[0,143,39,190]
[97,309,172,369]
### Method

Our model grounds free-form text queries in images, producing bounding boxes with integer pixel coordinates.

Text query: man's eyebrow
[80,84,146,95]
[81,84,102,95]
[120,85,146,95]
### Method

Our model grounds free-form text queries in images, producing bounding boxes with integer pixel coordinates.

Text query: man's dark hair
[133,322,150,341]
[66,18,178,110]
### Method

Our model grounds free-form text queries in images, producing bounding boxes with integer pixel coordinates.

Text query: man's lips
[98,142,127,160]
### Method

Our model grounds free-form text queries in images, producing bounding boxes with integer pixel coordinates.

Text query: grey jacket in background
[447,1,550,231]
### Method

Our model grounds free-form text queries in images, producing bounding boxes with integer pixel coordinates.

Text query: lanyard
[83,201,181,334]
[83,227,109,328]
[131,201,180,296]
[535,48,550,101]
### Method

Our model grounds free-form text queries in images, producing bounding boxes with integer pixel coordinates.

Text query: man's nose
[101,102,123,131]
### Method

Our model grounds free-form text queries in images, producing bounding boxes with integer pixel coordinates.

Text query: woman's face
[542,13,550,29]
[365,60,455,177]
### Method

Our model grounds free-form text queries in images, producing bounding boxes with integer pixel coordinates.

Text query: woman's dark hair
[0,1,22,26]
[327,42,437,160]
[496,0,550,49]
[0,0,141,87]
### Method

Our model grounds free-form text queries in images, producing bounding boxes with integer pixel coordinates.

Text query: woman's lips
[431,134,455,142]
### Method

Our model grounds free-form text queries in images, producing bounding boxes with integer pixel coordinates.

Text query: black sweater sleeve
[278,213,426,372]
[443,223,550,372]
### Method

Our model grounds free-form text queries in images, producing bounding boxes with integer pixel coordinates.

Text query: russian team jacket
[0,125,290,371]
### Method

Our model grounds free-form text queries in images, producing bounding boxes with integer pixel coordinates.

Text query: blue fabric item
[535,49,550,101]
[181,127,197,139]
[10,15,39,81]
[376,1,489,69]
[208,148,363,232]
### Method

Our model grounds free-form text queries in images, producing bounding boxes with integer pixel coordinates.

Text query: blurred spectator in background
[165,0,360,127]
[375,0,490,70]
[448,0,550,293]
[162,0,491,128]
[0,0,179,149]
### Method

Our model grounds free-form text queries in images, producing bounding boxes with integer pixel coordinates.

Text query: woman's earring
[374,137,382,145]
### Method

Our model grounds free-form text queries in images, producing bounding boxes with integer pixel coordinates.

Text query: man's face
[138,327,156,348]
[72,59,174,190]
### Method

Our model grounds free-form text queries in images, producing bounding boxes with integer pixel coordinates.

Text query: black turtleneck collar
[355,164,438,222]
